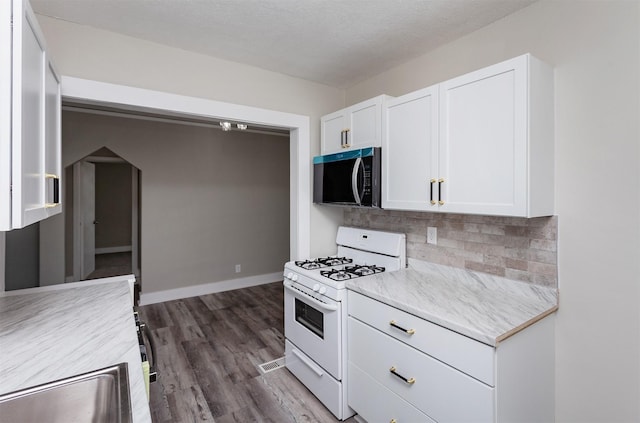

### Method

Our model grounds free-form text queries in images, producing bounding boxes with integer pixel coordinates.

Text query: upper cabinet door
[348,98,382,151]
[438,55,554,217]
[438,56,528,216]
[320,109,348,154]
[13,2,48,228]
[1,0,62,230]
[381,54,554,217]
[320,95,388,155]
[383,86,439,211]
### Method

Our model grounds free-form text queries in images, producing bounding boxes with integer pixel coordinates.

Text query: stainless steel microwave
[313,147,381,207]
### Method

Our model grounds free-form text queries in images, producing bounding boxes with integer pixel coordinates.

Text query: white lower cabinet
[347,291,555,423]
[349,363,436,423]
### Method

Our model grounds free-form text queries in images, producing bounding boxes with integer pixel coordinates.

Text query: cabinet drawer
[349,317,494,422]
[349,362,435,423]
[349,291,495,385]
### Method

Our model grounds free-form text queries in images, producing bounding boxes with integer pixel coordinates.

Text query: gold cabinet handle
[389,366,416,385]
[341,129,351,148]
[390,420,397,423]
[429,178,437,205]
[438,178,445,205]
[389,320,415,335]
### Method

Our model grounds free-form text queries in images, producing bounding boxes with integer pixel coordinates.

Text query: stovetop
[320,264,385,281]
[294,257,385,281]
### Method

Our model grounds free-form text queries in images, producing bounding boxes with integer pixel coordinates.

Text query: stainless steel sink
[0,362,132,423]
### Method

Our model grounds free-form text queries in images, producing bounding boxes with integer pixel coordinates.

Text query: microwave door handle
[351,157,362,206]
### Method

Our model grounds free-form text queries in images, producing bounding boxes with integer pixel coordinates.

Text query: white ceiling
[31,0,537,89]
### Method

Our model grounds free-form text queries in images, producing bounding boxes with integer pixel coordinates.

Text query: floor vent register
[257,357,286,375]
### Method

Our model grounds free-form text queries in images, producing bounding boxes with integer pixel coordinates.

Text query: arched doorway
[66,147,141,282]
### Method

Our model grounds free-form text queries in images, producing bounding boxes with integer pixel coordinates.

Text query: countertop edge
[346,260,559,347]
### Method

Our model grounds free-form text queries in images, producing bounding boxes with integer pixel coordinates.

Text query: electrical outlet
[427,227,437,245]
[235,264,241,273]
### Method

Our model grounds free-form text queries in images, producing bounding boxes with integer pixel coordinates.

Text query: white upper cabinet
[383,86,439,211]
[321,95,389,155]
[383,54,554,217]
[1,0,61,231]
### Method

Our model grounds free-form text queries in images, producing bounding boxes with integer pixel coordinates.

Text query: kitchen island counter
[346,259,558,346]
[0,276,151,422]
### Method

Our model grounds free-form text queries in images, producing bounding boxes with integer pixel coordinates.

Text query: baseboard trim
[95,246,132,254]
[139,272,283,305]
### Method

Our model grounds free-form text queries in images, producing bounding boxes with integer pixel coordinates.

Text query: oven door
[283,280,342,379]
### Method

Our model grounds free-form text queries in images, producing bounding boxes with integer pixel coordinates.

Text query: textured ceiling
[31,0,537,89]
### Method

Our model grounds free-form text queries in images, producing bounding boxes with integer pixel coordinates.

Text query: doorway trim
[61,76,311,262]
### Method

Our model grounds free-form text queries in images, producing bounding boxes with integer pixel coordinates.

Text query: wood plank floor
[139,282,358,422]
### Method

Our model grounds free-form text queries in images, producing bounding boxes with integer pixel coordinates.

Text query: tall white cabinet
[382,54,554,217]
[1,0,62,231]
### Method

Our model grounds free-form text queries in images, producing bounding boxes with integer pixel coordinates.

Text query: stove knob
[287,272,294,280]
[319,286,327,295]
[292,274,298,282]
[312,284,320,292]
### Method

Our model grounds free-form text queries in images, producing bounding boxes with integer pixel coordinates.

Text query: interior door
[80,161,95,278]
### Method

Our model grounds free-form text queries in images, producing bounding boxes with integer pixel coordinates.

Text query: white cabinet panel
[438,56,528,216]
[383,86,438,211]
[349,363,435,423]
[321,110,347,154]
[382,54,554,217]
[1,0,61,230]
[321,95,388,155]
[15,5,46,227]
[349,290,495,386]
[349,317,494,423]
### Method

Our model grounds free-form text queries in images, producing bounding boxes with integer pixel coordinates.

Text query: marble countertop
[0,276,151,422]
[346,259,558,346]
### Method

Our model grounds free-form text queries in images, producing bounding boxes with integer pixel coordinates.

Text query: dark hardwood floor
[139,282,356,422]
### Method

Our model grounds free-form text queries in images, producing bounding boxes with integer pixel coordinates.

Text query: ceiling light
[219,121,231,131]
[236,123,248,130]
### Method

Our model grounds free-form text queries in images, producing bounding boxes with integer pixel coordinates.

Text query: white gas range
[283,226,406,420]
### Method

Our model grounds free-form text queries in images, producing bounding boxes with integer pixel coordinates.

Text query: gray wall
[95,162,132,250]
[4,223,39,290]
[60,111,290,294]
[345,1,640,421]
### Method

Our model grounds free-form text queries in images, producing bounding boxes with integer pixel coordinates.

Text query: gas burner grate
[344,264,386,277]
[294,256,353,270]
[320,268,356,281]
[295,259,323,270]
[318,256,353,267]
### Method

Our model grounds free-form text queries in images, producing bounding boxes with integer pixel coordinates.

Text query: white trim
[131,167,139,278]
[61,76,310,262]
[95,245,132,254]
[72,161,82,281]
[138,272,283,305]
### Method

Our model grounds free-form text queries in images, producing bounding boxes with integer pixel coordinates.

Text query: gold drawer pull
[390,420,397,423]
[389,366,416,385]
[389,320,415,335]
[438,178,445,205]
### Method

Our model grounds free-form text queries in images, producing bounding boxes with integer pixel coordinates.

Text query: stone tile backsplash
[344,209,558,288]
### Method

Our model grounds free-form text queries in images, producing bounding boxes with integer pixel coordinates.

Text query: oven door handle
[284,282,338,312]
